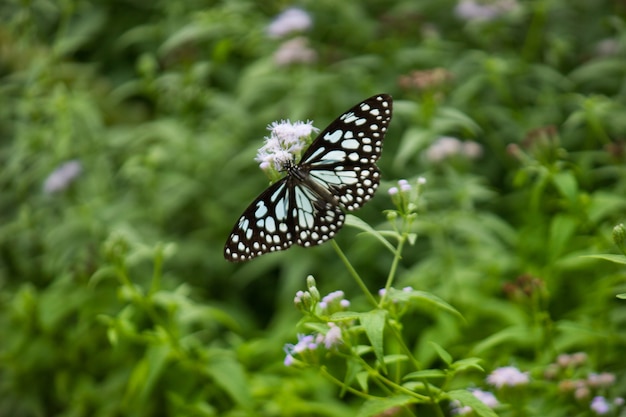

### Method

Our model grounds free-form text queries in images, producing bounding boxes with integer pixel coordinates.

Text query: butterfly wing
[300,94,392,211]
[223,175,346,261]
[224,94,393,262]
[223,178,295,262]
[289,177,345,248]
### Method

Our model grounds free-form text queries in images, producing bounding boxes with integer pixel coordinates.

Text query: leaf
[359,309,388,372]
[205,351,252,409]
[403,369,447,381]
[357,395,418,417]
[551,171,579,204]
[584,254,626,265]
[450,357,484,373]
[548,214,577,261]
[328,311,362,321]
[448,390,499,417]
[345,215,396,254]
[472,325,533,354]
[382,354,409,366]
[394,126,435,169]
[429,341,453,366]
[124,344,170,405]
[386,288,464,322]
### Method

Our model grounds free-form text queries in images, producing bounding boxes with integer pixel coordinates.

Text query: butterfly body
[224,94,392,262]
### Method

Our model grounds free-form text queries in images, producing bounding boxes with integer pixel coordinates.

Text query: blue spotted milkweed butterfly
[224,94,393,262]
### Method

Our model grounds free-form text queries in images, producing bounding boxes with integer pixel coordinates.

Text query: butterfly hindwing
[290,179,345,248]
[224,179,295,262]
[224,94,393,262]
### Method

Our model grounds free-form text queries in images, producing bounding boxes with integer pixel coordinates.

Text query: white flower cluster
[267,8,312,38]
[486,366,530,388]
[255,120,318,172]
[267,7,317,66]
[425,136,482,163]
[318,290,350,313]
[455,0,519,22]
[283,323,344,366]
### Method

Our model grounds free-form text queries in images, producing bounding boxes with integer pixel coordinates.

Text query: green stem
[379,233,406,307]
[331,240,378,307]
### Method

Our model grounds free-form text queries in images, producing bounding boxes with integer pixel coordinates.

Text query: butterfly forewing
[224,94,393,262]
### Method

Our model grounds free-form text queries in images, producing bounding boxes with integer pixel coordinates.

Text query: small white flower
[267,7,313,39]
[455,0,518,22]
[426,137,483,162]
[388,187,399,196]
[588,372,616,388]
[462,141,483,159]
[417,177,427,184]
[472,389,499,408]
[292,334,316,353]
[339,299,350,308]
[284,354,295,366]
[274,36,317,66]
[425,136,462,162]
[450,400,472,415]
[486,366,530,388]
[323,323,343,349]
[322,290,345,304]
[43,160,82,194]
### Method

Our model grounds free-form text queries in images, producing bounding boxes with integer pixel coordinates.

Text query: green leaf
[548,214,577,261]
[429,341,453,366]
[584,254,626,265]
[345,215,396,254]
[328,311,362,321]
[450,357,484,373]
[551,171,579,204]
[205,351,252,409]
[359,309,388,372]
[382,354,409,366]
[125,344,170,405]
[386,288,464,321]
[448,390,499,417]
[403,369,447,381]
[357,395,418,417]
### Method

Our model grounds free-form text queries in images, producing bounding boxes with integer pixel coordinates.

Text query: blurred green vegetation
[1,0,625,416]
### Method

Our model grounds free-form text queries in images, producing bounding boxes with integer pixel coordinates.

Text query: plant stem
[379,233,406,307]
[331,240,378,307]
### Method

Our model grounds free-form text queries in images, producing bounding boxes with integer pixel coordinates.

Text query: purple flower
[591,396,610,415]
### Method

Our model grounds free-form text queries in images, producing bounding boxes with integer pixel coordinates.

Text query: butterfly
[224,94,393,262]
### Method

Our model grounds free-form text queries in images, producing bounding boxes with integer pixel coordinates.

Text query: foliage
[1,0,626,416]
